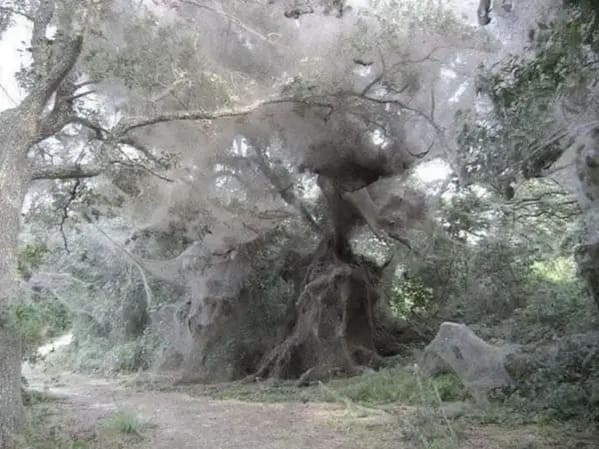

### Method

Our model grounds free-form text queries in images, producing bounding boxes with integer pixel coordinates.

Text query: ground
[36,374,367,449]
[20,337,598,449]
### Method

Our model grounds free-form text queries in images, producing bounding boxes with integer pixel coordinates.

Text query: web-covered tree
[0,0,480,439]
[456,0,599,311]
[154,1,481,383]
[0,0,302,442]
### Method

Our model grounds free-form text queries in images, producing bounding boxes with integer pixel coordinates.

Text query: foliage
[385,174,593,346]
[440,189,493,241]
[520,257,591,333]
[5,0,599,438]
[513,334,599,422]
[12,300,71,353]
[391,231,531,325]
[242,228,299,327]
[18,243,49,281]
[83,9,235,115]
[457,1,599,191]
[388,277,434,319]
[66,327,161,374]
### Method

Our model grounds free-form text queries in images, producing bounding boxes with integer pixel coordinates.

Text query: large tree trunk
[253,170,419,383]
[0,328,22,449]
[0,4,87,445]
[0,109,34,448]
[254,236,383,383]
[172,235,299,383]
[575,143,599,313]
[575,241,599,312]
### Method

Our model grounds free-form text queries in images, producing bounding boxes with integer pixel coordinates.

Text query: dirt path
[24,336,384,448]
[34,373,371,449]
[23,337,597,449]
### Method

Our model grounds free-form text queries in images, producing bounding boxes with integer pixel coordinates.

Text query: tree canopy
[1,1,599,447]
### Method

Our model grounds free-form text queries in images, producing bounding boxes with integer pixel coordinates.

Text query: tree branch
[0,82,18,106]
[114,97,332,135]
[27,0,85,111]
[34,35,83,107]
[0,6,35,21]
[71,116,108,140]
[58,179,81,253]
[117,136,162,164]
[37,79,80,143]
[179,0,284,48]
[31,0,56,66]
[253,144,322,233]
[63,89,96,102]
[86,219,155,305]
[107,160,175,183]
[31,164,104,180]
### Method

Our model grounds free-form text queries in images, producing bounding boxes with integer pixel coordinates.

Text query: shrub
[67,329,161,374]
[521,257,591,333]
[388,278,434,319]
[17,243,49,280]
[13,299,72,353]
[109,410,142,434]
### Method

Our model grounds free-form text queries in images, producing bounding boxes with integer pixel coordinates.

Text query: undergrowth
[17,399,144,449]
[109,409,143,435]
[177,366,468,407]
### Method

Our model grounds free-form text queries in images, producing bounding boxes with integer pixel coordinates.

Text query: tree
[0,0,480,437]
[0,0,286,442]
[0,2,92,444]
[456,0,599,311]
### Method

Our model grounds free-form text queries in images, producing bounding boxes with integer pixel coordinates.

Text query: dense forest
[0,1,598,448]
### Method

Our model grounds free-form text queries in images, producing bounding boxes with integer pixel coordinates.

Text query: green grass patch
[326,368,468,405]
[18,402,146,449]
[109,409,143,435]
[178,366,468,407]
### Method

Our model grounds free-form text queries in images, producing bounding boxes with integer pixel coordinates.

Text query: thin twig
[0,82,18,106]
[59,179,82,253]
[86,219,154,308]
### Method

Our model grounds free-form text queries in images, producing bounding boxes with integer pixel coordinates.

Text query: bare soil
[30,372,374,449]
[22,338,597,449]
[27,371,598,449]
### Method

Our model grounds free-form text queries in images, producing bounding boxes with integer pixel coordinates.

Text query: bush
[66,335,154,374]
[13,299,72,353]
[521,257,592,333]
[388,278,434,319]
[109,410,142,434]
[17,243,49,281]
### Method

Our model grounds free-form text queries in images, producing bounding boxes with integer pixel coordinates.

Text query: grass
[169,366,467,449]
[17,369,597,449]
[168,365,598,449]
[18,397,145,449]
[109,409,143,435]
[174,366,469,407]
[327,367,468,405]
[319,368,463,449]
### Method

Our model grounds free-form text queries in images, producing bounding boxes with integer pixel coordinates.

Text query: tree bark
[0,327,22,449]
[0,109,34,449]
[0,2,86,442]
[253,236,383,383]
[575,241,599,312]
[575,143,599,314]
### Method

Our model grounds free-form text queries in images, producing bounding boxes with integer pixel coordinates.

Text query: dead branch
[31,163,104,180]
